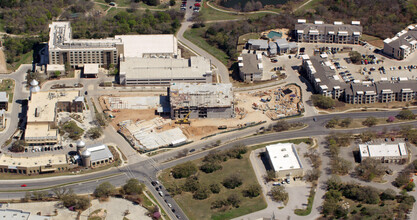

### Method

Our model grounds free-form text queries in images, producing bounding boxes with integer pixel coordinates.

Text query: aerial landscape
[1,0,417,219]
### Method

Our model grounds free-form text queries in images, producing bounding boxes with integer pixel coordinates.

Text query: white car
[167,203,172,208]
[158,191,164,197]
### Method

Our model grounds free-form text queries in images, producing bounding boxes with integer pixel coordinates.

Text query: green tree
[52,187,74,199]
[380,188,396,200]
[242,184,261,198]
[10,140,26,152]
[355,158,387,181]
[405,181,415,192]
[209,183,221,194]
[169,0,176,6]
[86,127,103,139]
[199,162,222,173]
[362,116,377,127]
[339,118,352,128]
[311,94,335,109]
[349,51,362,63]
[123,178,143,195]
[222,174,243,189]
[397,109,415,120]
[54,71,61,78]
[270,185,288,202]
[183,176,200,192]
[326,117,339,128]
[172,161,197,179]
[265,170,276,182]
[94,182,116,198]
[394,172,411,188]
[95,113,109,127]
[226,193,241,207]
[193,185,211,200]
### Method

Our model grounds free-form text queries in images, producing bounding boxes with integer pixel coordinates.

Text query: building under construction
[169,83,234,119]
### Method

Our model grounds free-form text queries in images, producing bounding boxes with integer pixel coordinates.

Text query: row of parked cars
[151,180,182,219]
[180,0,201,12]
[25,145,64,153]
[389,65,417,71]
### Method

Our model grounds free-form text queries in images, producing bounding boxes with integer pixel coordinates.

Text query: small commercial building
[46,64,65,77]
[0,209,51,220]
[79,143,114,167]
[359,143,408,163]
[265,143,304,178]
[0,154,69,175]
[0,91,8,111]
[169,83,234,119]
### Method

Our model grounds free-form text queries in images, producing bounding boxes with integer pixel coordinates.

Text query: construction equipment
[175,111,191,124]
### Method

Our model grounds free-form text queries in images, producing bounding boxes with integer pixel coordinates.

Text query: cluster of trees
[70,9,183,39]
[400,125,417,145]
[298,0,417,39]
[326,133,353,175]
[200,145,247,173]
[201,13,296,61]
[311,94,335,109]
[304,149,322,182]
[269,185,288,202]
[323,176,416,219]
[3,36,47,64]
[1,0,73,34]
[267,120,304,132]
[394,160,417,191]
[326,117,352,128]
[211,193,241,209]
[355,158,387,181]
[171,161,198,179]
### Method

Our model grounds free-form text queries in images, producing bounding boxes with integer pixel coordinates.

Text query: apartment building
[295,20,362,44]
[169,83,234,119]
[301,54,346,99]
[302,55,417,104]
[238,54,264,82]
[383,25,417,60]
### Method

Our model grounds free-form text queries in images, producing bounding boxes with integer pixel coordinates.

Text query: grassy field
[201,2,270,21]
[361,34,384,48]
[183,27,230,65]
[238,33,261,45]
[0,79,14,103]
[159,150,267,220]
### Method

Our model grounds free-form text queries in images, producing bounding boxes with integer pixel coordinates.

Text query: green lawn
[238,33,261,45]
[332,117,416,130]
[295,0,323,11]
[201,2,269,21]
[160,150,267,220]
[251,138,313,150]
[0,79,14,103]
[183,27,230,65]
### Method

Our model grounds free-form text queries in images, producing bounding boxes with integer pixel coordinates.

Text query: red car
[21,184,27,187]
[194,3,201,7]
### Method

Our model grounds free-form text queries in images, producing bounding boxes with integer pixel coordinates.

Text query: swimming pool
[267,31,282,39]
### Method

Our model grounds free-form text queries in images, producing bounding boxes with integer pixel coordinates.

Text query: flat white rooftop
[116,35,178,58]
[266,143,303,172]
[359,143,407,158]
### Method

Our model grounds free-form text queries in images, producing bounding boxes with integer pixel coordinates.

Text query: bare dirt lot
[0,49,8,73]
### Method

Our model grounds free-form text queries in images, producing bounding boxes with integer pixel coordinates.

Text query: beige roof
[84,64,99,74]
[27,91,80,123]
[116,35,178,58]
[25,123,58,141]
[0,154,67,168]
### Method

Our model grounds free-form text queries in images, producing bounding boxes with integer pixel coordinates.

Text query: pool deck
[261,28,289,40]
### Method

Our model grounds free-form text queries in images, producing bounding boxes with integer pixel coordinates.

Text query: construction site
[98,83,303,152]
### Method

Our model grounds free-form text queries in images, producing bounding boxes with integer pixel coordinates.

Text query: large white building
[359,143,408,163]
[265,143,304,178]
[383,25,417,60]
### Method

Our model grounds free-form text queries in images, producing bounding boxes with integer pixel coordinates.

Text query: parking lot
[298,42,417,84]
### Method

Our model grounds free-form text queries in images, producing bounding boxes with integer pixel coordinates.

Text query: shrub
[227,193,241,208]
[222,174,243,189]
[209,183,221,194]
[10,140,26,152]
[362,117,377,127]
[326,117,339,128]
[380,189,396,200]
[349,51,361,63]
[387,116,395,123]
[61,194,91,211]
[394,172,411,188]
[172,161,197,179]
[355,158,387,181]
[405,182,415,192]
[200,162,222,173]
[339,118,352,128]
[86,127,103,139]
